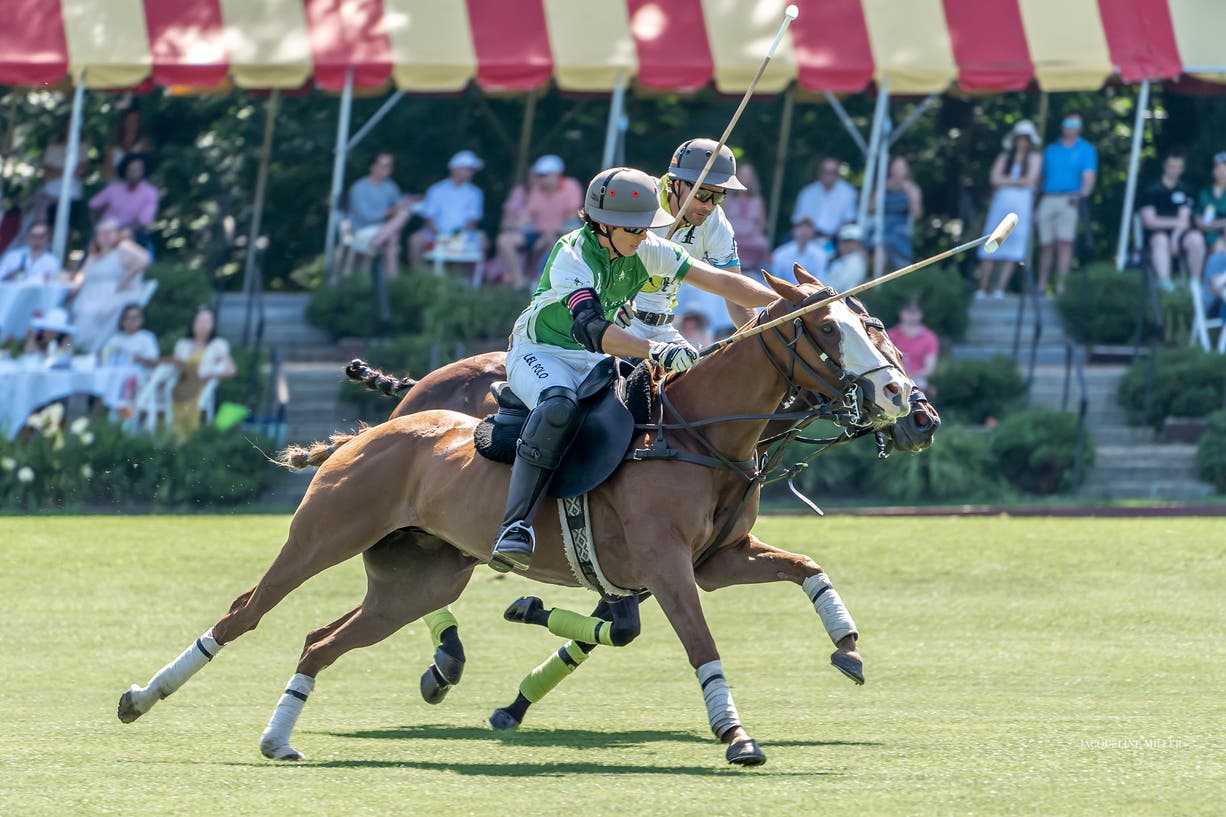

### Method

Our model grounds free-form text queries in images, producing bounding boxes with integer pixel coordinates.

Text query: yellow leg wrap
[518,641,592,703]
[546,608,615,647]
[422,607,459,648]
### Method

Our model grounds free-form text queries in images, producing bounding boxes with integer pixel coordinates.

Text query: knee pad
[518,386,579,467]
[607,593,642,647]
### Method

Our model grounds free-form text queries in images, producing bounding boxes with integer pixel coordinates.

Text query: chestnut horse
[117,273,915,767]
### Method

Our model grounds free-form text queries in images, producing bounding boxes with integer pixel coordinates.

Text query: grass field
[0,515,1222,816]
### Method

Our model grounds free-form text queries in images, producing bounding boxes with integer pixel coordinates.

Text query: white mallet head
[785,4,799,20]
[984,212,1019,254]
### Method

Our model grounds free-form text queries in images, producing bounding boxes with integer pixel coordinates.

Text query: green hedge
[1117,346,1226,430]
[142,261,216,350]
[1196,410,1226,493]
[989,409,1095,494]
[929,355,1028,424]
[860,263,973,341]
[1056,262,1191,346]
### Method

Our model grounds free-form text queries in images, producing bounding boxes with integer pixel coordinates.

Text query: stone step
[1078,478,1215,500]
[950,345,1069,365]
[1086,425,1156,446]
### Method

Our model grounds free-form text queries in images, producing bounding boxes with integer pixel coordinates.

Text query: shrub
[989,409,1095,494]
[143,260,215,347]
[1054,262,1190,346]
[860,263,972,340]
[1196,410,1226,493]
[1117,346,1226,429]
[869,425,1010,502]
[929,355,1027,424]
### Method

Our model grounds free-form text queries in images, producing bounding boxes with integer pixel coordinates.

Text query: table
[0,357,144,439]
[425,234,486,287]
[0,282,71,342]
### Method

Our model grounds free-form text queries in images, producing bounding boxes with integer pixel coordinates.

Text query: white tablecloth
[0,358,144,439]
[0,282,71,342]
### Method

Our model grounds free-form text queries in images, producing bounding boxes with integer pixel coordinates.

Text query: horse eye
[820,324,835,335]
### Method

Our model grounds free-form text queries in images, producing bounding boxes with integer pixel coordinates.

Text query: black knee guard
[606,593,642,647]
[517,386,580,469]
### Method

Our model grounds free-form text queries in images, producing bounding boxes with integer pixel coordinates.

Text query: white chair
[129,362,178,433]
[1188,275,1226,352]
[197,378,219,423]
[138,278,159,307]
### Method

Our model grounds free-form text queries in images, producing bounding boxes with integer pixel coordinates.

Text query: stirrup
[489,522,536,573]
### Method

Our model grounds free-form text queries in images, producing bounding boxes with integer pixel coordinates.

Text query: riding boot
[490,385,580,573]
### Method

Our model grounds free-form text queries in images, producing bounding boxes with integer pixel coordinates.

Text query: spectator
[0,223,61,284]
[1138,150,1205,292]
[34,119,91,229]
[70,220,149,354]
[1195,151,1226,255]
[792,157,858,239]
[677,310,713,348]
[409,150,486,268]
[886,298,939,392]
[768,217,828,284]
[869,155,923,275]
[826,223,869,293]
[171,306,236,437]
[23,307,74,365]
[89,154,159,244]
[721,162,770,272]
[103,106,152,181]
[99,303,159,369]
[347,152,414,280]
[975,120,1042,299]
[495,155,582,288]
[1201,250,1226,321]
[1036,112,1097,295]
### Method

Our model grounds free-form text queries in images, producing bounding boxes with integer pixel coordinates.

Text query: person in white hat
[975,119,1042,298]
[24,306,75,361]
[826,222,868,293]
[495,155,583,288]
[409,150,487,268]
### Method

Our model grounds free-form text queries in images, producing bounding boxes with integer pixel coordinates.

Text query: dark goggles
[618,225,648,235]
[691,187,727,205]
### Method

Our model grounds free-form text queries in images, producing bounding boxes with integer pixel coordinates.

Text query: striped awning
[1,0,1223,94]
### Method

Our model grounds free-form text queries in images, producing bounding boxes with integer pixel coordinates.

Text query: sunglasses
[692,188,727,206]
[618,226,648,235]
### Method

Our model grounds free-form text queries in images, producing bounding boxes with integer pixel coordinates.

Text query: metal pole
[243,90,279,347]
[52,72,87,263]
[512,88,538,189]
[889,94,939,145]
[873,117,889,277]
[345,90,404,153]
[858,77,888,229]
[765,86,796,248]
[1116,80,1150,271]
[823,91,868,155]
[323,69,354,277]
[601,70,627,169]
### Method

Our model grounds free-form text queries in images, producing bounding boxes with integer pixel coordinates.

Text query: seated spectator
[1203,251,1226,320]
[825,224,869,293]
[23,307,75,365]
[721,162,770,272]
[495,155,582,288]
[103,106,152,181]
[409,150,486,268]
[886,298,939,392]
[1196,151,1226,256]
[0,223,61,284]
[89,153,159,245]
[34,119,91,230]
[70,220,150,354]
[347,152,414,280]
[171,306,236,437]
[792,157,858,239]
[99,303,159,369]
[1138,150,1205,292]
[869,155,923,275]
[678,310,714,348]
[768,217,828,284]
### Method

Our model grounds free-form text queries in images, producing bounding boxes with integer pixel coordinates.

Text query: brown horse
[117,272,915,767]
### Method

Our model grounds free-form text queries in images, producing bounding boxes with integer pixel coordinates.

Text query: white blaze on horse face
[829,301,913,421]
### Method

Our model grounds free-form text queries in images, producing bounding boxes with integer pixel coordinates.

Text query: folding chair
[1188,273,1226,352]
[128,363,178,433]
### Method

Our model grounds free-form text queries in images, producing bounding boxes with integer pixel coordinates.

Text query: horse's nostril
[914,413,929,427]
[883,382,901,397]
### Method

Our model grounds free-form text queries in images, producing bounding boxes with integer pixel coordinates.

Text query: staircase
[952,294,1068,364]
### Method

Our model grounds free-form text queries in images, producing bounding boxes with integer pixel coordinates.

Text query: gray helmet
[667,138,747,191]
[584,168,673,229]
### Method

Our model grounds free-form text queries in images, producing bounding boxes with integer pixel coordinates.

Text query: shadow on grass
[305,758,840,777]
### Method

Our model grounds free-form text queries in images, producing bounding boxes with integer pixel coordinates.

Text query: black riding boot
[490,385,579,573]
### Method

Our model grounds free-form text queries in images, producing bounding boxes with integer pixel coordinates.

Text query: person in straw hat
[975,119,1043,299]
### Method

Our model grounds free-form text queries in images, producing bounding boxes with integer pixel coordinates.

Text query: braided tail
[276,427,368,470]
[345,358,416,397]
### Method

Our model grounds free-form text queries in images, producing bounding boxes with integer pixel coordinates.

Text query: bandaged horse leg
[419,606,465,705]
[503,593,640,647]
[117,629,225,723]
[695,533,863,685]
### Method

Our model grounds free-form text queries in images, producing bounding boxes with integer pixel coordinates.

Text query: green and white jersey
[512,224,693,351]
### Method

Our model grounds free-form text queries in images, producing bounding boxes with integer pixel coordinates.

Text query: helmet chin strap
[596,224,630,259]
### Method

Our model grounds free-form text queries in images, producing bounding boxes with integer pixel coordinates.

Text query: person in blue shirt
[1035,113,1097,296]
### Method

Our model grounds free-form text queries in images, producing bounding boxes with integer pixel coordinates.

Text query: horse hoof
[726,738,767,766]
[117,685,148,723]
[489,708,521,731]
[420,665,451,705]
[503,596,544,625]
[830,651,865,685]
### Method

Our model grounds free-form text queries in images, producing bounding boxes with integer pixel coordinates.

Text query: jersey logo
[641,275,668,293]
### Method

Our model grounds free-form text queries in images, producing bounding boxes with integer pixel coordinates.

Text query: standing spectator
[0,223,61,284]
[34,120,91,229]
[792,157,858,239]
[495,155,582,288]
[1036,112,1097,296]
[1138,151,1205,292]
[975,120,1042,299]
[409,150,486,268]
[869,155,923,275]
[347,152,413,279]
[103,106,152,180]
[70,220,149,354]
[89,154,159,244]
[768,216,828,284]
[886,298,939,393]
[826,224,869,293]
[721,162,770,272]
[171,306,236,437]
[1195,151,1226,255]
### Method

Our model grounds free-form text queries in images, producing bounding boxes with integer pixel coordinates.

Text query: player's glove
[614,300,635,328]
[649,340,700,373]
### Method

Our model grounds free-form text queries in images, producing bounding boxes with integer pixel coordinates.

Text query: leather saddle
[476,357,636,498]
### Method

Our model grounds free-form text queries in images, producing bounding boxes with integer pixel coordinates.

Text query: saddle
[474,358,656,498]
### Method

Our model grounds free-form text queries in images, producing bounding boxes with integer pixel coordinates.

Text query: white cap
[837,223,864,242]
[448,150,484,171]
[532,154,564,175]
[30,307,74,335]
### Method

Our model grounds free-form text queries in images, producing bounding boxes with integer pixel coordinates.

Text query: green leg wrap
[519,641,593,703]
[546,608,616,647]
[423,607,459,648]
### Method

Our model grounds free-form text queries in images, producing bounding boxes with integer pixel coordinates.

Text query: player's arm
[683,260,775,309]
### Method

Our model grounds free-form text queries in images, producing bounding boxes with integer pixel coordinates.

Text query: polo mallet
[700,212,1019,355]
[666,4,799,239]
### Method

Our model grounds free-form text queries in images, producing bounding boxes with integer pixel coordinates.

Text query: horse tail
[277,425,369,470]
[345,358,416,398]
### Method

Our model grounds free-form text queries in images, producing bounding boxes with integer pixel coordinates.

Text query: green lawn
[0,515,1222,816]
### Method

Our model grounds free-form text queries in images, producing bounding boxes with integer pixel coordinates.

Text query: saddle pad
[474,416,516,464]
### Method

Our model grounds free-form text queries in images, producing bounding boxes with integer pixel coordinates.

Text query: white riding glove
[614,300,635,328]
[649,340,700,373]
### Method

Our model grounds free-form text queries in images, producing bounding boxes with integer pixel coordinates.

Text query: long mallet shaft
[700,212,1019,355]
[667,4,798,239]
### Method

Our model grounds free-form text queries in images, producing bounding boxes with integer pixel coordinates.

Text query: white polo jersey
[636,194,739,315]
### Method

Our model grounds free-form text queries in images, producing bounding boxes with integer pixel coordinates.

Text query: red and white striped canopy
[1,0,1224,94]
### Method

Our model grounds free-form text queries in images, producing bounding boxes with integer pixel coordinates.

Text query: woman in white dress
[975,120,1042,298]
[70,220,150,353]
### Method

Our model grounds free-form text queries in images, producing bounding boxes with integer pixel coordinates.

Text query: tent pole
[512,87,539,189]
[874,117,890,277]
[765,85,796,248]
[823,91,867,156]
[601,70,627,169]
[858,77,888,229]
[345,90,404,153]
[52,72,87,263]
[323,69,355,280]
[1116,80,1150,271]
[242,90,279,347]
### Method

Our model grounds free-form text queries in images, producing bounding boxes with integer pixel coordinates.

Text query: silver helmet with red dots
[582,167,673,229]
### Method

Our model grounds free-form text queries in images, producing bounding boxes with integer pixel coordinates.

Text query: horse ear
[792,263,821,287]
[762,271,805,304]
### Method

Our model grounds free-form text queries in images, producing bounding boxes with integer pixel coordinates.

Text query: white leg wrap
[696,660,741,740]
[131,629,224,712]
[804,573,858,645]
[260,673,315,759]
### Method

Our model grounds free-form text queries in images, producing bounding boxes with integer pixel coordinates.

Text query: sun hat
[30,307,75,335]
[837,223,864,242]
[1003,119,1041,150]
[448,150,484,171]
